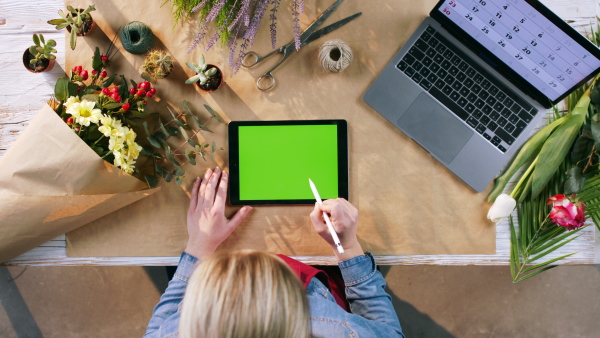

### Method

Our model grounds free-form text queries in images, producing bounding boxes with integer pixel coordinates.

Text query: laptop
[363,0,600,191]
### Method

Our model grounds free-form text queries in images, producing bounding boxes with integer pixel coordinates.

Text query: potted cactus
[23,34,57,73]
[47,5,96,50]
[141,49,175,83]
[185,55,223,92]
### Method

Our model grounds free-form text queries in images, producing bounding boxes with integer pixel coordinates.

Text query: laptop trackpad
[397,93,473,164]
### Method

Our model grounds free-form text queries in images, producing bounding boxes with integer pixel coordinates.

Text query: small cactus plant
[29,34,57,65]
[141,49,175,83]
[48,5,96,50]
[185,55,218,85]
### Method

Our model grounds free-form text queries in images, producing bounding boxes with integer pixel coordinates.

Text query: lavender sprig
[205,0,226,22]
[228,0,251,31]
[187,22,208,54]
[191,0,209,13]
[291,0,301,50]
[243,0,269,47]
[269,0,281,48]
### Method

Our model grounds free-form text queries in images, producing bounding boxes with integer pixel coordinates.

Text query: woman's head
[180,250,309,338]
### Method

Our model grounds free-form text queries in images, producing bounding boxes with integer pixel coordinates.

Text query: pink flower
[547,194,586,230]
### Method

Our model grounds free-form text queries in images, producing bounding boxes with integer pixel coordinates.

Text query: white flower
[64,96,80,109]
[108,134,125,152]
[98,115,123,138]
[67,99,102,127]
[124,128,138,147]
[487,193,517,223]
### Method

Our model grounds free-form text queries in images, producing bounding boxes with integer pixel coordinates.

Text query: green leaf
[143,121,151,136]
[165,149,181,168]
[185,75,200,85]
[92,46,102,70]
[204,104,224,123]
[33,34,40,47]
[102,74,116,88]
[103,102,123,110]
[174,167,185,176]
[185,150,197,165]
[131,109,154,119]
[147,135,161,148]
[531,113,588,198]
[176,176,183,185]
[130,79,138,88]
[186,62,198,72]
[571,128,593,165]
[159,122,171,137]
[69,29,77,50]
[187,138,199,147]
[488,116,567,202]
[48,18,67,25]
[591,120,600,149]
[164,172,174,182]
[54,77,70,101]
[145,175,160,188]
[514,266,558,283]
[564,167,585,195]
[118,75,128,99]
[509,216,520,280]
[81,94,100,106]
[210,141,216,160]
[141,145,154,156]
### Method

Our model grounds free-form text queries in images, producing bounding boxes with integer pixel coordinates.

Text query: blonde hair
[180,250,310,338]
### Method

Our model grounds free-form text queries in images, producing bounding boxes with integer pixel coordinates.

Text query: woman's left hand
[185,167,253,259]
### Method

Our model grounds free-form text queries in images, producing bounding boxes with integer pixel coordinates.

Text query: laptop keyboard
[396,26,538,153]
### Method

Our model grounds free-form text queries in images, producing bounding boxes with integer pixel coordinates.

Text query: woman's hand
[185,167,253,259]
[310,198,364,261]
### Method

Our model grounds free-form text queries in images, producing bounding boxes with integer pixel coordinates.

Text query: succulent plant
[185,55,218,85]
[141,49,175,83]
[48,5,96,50]
[29,34,57,65]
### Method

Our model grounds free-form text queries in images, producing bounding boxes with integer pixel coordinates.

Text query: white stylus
[309,178,344,254]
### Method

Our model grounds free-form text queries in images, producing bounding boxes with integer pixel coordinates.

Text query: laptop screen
[432,0,600,105]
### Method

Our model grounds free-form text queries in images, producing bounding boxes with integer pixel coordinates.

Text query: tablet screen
[228,120,349,205]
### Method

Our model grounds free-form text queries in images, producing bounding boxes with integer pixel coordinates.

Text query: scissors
[242,0,361,91]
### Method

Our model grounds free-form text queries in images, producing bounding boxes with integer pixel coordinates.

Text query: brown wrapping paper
[63,0,495,257]
[0,105,159,263]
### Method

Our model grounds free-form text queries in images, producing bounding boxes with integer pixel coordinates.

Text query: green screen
[238,125,338,200]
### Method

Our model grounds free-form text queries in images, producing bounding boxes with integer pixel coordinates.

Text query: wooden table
[1,0,599,266]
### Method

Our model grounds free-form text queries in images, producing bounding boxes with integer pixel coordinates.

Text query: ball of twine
[318,39,352,73]
[120,21,154,55]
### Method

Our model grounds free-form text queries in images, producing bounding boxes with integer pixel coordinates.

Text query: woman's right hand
[309,198,364,261]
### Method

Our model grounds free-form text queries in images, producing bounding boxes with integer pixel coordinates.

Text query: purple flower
[187,22,208,54]
[205,0,226,22]
[191,0,209,13]
[292,0,301,50]
[244,0,269,46]
[228,0,251,31]
[269,0,281,48]
[205,31,222,51]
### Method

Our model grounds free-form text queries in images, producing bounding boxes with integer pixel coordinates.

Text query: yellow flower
[124,128,138,147]
[108,134,125,152]
[67,99,102,127]
[98,115,124,138]
[64,96,80,110]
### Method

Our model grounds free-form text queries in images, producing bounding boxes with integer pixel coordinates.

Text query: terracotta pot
[22,48,55,73]
[195,65,224,92]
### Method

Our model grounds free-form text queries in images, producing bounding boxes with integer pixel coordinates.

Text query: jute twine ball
[120,21,154,55]
[318,39,352,73]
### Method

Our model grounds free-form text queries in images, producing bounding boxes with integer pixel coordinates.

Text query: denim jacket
[144,252,403,338]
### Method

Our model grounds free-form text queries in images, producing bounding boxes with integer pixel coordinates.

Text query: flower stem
[91,134,105,146]
[510,155,539,200]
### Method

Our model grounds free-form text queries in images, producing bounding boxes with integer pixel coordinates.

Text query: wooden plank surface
[0,0,598,266]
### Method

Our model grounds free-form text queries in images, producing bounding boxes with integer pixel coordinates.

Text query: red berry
[100,71,107,78]
[122,103,130,111]
[101,87,110,95]
[149,88,156,95]
[80,70,88,81]
[77,85,82,92]
[91,70,98,75]
[74,127,81,131]
[141,82,152,90]
[101,55,109,62]
[136,90,145,97]
[145,91,154,98]
[143,100,148,106]
[129,88,136,95]
[66,117,74,124]
[72,65,82,74]
[111,86,119,93]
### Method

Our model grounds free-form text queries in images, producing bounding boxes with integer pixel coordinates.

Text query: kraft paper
[61,0,495,257]
[0,105,158,263]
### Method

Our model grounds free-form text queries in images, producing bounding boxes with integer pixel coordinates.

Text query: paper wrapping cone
[0,105,159,263]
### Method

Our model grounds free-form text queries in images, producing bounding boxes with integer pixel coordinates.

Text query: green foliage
[143,101,225,186]
[47,4,96,50]
[29,34,57,64]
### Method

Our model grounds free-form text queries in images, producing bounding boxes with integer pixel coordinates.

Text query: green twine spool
[120,21,154,55]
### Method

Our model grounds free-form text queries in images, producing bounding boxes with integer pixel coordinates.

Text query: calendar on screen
[437,0,600,101]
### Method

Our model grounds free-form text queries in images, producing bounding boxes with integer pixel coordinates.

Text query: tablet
[228,120,349,205]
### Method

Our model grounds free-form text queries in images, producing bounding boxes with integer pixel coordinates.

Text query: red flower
[547,194,586,231]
